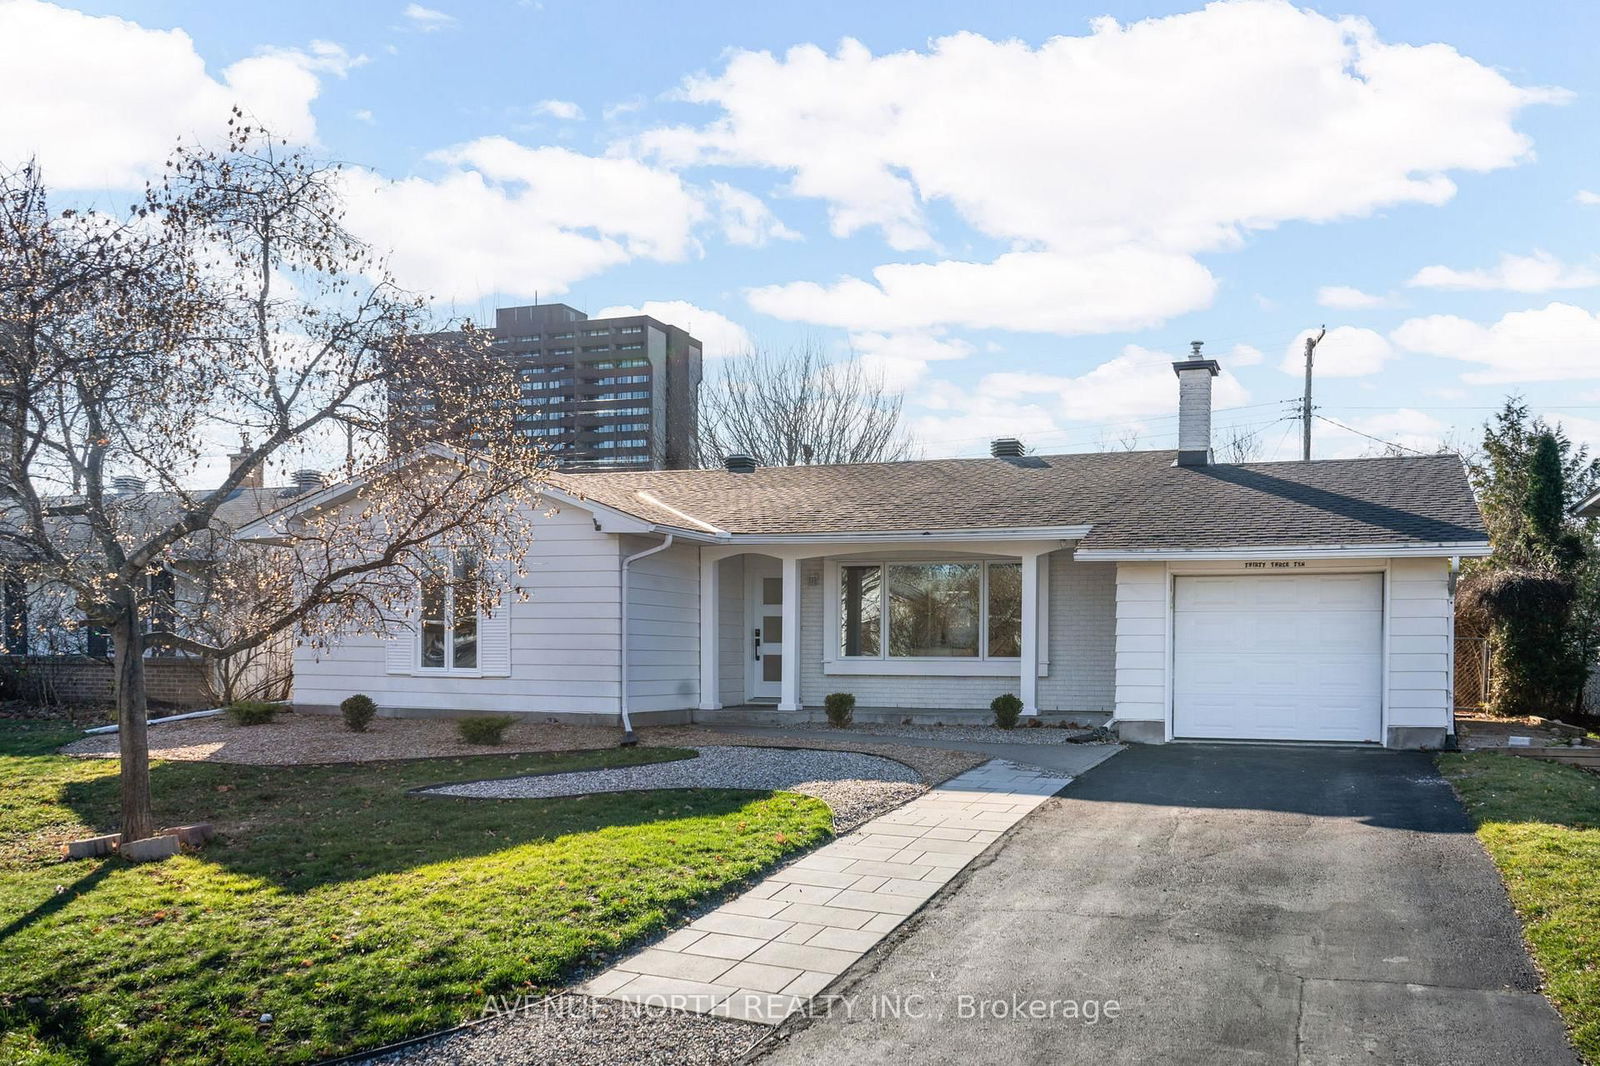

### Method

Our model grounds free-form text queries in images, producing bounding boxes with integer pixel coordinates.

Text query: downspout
[1445,554,1461,750]
[618,533,674,746]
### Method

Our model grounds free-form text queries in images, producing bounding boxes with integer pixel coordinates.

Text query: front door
[746,557,784,701]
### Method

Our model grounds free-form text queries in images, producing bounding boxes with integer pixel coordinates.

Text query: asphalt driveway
[754,743,1577,1066]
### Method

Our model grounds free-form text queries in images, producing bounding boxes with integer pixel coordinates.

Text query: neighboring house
[0,462,310,706]
[255,348,1489,748]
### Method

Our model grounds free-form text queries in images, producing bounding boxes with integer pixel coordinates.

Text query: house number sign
[1242,561,1307,569]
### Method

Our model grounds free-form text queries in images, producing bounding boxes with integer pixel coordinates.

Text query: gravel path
[359,994,763,1066]
[422,745,925,832]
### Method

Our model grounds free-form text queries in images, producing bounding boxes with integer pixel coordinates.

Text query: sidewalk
[578,759,1081,1024]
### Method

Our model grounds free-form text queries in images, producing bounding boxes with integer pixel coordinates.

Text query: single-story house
[258,348,1490,747]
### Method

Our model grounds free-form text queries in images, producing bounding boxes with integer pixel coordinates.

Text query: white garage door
[1173,573,1383,743]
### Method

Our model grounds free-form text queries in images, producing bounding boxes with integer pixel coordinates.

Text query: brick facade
[0,655,213,709]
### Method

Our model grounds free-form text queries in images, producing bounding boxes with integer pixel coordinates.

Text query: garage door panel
[1173,573,1383,744]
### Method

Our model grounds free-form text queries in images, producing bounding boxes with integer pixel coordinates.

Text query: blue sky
[5,0,1600,462]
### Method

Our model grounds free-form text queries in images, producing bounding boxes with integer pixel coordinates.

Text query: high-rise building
[392,302,703,470]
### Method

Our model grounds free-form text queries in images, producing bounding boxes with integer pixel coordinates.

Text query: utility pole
[1301,325,1326,461]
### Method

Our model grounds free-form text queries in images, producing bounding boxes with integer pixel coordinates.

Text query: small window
[419,552,480,671]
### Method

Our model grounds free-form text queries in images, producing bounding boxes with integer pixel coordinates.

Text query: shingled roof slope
[550,450,1487,551]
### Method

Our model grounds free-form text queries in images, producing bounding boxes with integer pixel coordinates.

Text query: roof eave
[1073,540,1493,562]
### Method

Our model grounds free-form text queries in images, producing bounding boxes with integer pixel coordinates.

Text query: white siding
[292,502,624,715]
[623,536,699,712]
[1386,557,1452,729]
[1113,562,1169,726]
[1109,557,1457,744]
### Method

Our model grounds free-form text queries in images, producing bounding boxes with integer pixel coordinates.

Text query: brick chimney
[1172,340,1221,467]
[229,439,263,489]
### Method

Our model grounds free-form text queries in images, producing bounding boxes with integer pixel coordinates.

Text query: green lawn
[0,721,832,1066]
[1438,750,1600,1062]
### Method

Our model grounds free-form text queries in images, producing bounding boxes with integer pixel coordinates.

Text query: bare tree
[0,118,545,841]
[1215,424,1265,463]
[698,343,915,466]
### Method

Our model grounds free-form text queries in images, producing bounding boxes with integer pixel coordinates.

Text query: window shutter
[385,595,416,676]
[477,563,513,678]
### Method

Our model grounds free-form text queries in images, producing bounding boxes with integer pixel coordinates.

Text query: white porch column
[698,551,721,711]
[779,554,802,711]
[1020,551,1041,716]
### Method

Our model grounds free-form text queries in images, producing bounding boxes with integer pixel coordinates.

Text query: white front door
[1172,573,1384,743]
[746,557,784,701]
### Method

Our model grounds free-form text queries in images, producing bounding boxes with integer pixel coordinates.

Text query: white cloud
[747,249,1216,335]
[340,136,705,303]
[402,3,456,31]
[531,99,584,121]
[849,331,974,388]
[641,1,1557,339]
[1577,190,1600,206]
[1390,302,1600,383]
[594,300,752,358]
[1279,327,1393,378]
[352,109,375,124]
[970,345,1250,423]
[0,0,354,189]
[1551,414,1600,454]
[1306,408,1450,459]
[1317,285,1390,309]
[709,182,799,247]
[1227,344,1265,367]
[906,344,1251,455]
[1406,250,1600,292]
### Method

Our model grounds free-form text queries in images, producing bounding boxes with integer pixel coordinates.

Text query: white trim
[779,556,801,711]
[824,658,1022,678]
[1077,541,1490,562]
[821,555,1046,676]
[1162,565,1390,746]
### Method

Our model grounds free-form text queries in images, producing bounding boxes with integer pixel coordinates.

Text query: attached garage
[1172,573,1384,743]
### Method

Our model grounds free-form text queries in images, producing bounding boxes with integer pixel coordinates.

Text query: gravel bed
[59,715,987,787]
[358,994,764,1066]
[788,720,1095,745]
[423,745,924,832]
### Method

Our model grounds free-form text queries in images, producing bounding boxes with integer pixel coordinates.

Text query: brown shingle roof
[551,450,1487,551]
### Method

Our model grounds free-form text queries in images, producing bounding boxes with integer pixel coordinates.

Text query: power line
[1312,413,1435,456]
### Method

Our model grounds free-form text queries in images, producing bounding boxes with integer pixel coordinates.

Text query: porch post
[698,551,720,712]
[779,554,802,711]
[1020,551,1040,716]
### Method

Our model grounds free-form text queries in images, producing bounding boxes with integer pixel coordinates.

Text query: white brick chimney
[1172,340,1221,467]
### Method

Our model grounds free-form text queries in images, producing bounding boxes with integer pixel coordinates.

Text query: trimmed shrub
[456,714,518,746]
[227,700,285,726]
[340,694,378,733]
[823,692,855,728]
[991,693,1023,730]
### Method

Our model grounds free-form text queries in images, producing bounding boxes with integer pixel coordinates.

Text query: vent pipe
[110,475,145,495]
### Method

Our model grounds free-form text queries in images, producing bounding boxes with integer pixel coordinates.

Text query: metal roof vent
[111,475,145,495]
[292,469,324,495]
[990,438,1025,458]
[723,453,758,474]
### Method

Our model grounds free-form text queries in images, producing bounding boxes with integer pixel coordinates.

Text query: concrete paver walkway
[578,759,1076,1024]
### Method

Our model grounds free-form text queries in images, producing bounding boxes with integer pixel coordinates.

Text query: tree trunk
[112,598,156,842]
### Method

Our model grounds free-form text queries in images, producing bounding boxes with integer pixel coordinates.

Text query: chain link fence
[1454,635,1492,713]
